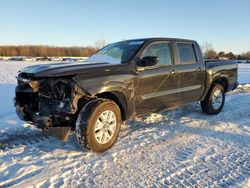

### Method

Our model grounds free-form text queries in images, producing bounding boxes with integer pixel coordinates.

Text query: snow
[238,63,250,83]
[0,61,250,187]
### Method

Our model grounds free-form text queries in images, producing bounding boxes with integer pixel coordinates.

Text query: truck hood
[19,61,118,78]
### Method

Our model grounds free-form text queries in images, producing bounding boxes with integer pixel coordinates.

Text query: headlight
[16,76,39,92]
[28,80,39,92]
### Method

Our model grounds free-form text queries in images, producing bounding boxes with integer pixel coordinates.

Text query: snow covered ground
[238,63,250,84]
[0,61,249,187]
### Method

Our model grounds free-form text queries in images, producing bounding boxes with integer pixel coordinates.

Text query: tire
[75,98,121,153]
[201,84,225,115]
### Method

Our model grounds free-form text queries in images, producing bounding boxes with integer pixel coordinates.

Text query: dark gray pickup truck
[14,38,238,152]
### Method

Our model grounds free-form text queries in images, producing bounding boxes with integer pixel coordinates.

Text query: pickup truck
[14,38,238,152]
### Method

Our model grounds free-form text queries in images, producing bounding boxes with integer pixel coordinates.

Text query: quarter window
[141,42,172,66]
[177,43,197,64]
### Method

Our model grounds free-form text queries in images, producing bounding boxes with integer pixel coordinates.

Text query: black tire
[75,98,121,153]
[201,84,225,115]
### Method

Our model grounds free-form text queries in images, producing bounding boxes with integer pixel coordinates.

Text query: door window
[177,43,197,64]
[141,42,172,66]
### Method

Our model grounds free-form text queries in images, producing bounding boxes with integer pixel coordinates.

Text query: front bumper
[14,97,52,130]
[14,98,71,141]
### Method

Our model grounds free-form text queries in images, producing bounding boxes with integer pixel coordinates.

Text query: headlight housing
[28,80,39,92]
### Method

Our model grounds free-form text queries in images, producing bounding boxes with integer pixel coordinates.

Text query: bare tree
[244,51,250,59]
[201,42,217,59]
[205,50,217,59]
[95,39,106,49]
[201,42,213,55]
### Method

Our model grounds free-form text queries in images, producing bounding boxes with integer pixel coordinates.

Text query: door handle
[197,67,202,72]
[170,69,176,74]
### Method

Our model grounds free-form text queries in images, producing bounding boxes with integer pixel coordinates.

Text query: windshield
[87,40,145,64]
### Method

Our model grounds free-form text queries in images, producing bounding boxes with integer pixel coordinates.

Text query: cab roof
[123,37,196,43]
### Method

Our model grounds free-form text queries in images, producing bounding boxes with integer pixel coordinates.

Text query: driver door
[134,41,180,115]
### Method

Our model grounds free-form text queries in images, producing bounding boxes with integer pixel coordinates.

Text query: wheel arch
[212,77,228,92]
[95,91,128,121]
[73,79,133,122]
[201,76,229,101]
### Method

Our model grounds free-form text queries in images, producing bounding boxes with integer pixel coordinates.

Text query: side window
[141,42,172,66]
[177,43,197,64]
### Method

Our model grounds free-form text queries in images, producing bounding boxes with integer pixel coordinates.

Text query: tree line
[202,42,250,60]
[205,49,250,60]
[0,45,98,57]
[0,42,249,60]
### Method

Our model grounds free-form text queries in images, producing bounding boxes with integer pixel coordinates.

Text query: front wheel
[75,98,121,153]
[201,84,225,115]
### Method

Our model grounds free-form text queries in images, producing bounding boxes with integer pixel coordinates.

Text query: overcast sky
[1,0,250,53]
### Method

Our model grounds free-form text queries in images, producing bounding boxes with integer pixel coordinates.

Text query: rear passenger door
[174,42,205,104]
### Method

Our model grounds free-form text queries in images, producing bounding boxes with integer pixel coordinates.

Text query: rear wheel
[75,98,121,153]
[201,84,225,115]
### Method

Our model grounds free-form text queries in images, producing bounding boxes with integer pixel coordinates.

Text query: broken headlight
[28,80,39,92]
[17,76,39,92]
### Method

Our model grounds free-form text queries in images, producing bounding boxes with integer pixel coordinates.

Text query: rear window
[177,43,197,64]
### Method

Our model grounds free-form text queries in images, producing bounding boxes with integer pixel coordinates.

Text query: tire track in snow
[161,146,250,187]
[0,131,52,152]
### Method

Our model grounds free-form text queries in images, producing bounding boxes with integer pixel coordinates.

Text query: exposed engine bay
[14,73,90,131]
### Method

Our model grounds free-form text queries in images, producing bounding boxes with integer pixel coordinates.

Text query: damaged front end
[14,73,90,140]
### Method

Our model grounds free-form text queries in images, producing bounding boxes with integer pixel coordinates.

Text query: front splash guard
[47,127,71,142]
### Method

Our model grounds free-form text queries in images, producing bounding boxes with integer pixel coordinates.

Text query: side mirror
[137,56,159,67]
